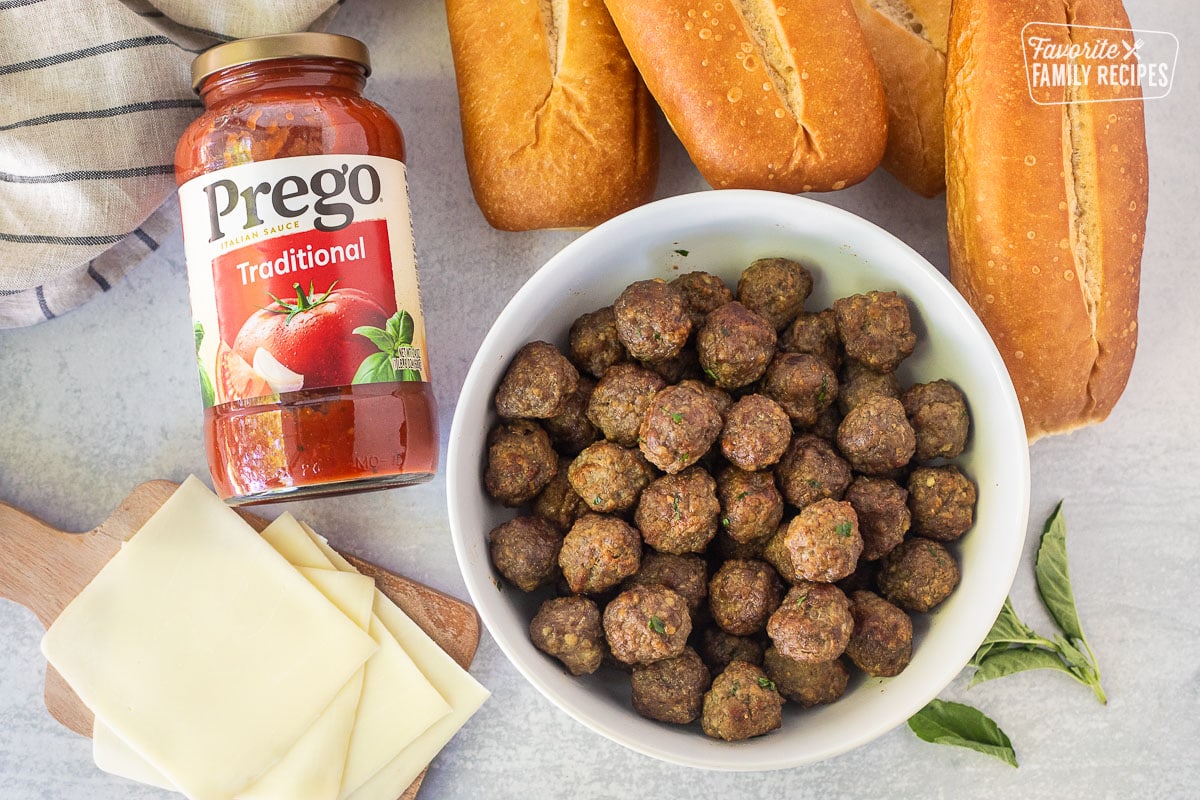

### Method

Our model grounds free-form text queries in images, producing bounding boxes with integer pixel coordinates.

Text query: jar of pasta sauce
[176,33,437,504]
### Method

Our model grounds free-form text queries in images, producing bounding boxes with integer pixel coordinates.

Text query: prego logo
[204,162,383,242]
[1021,22,1179,105]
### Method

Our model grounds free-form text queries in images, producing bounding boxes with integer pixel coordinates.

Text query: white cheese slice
[299,524,491,800]
[94,565,376,800]
[41,476,379,800]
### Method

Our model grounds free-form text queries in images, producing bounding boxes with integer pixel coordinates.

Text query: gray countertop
[2,1,1198,798]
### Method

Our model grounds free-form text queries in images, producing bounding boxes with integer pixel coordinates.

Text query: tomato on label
[215,341,272,403]
[233,283,389,389]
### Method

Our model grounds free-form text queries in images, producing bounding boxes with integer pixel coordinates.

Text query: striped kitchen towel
[0,0,345,328]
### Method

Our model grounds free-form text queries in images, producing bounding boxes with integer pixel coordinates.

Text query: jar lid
[191,32,371,91]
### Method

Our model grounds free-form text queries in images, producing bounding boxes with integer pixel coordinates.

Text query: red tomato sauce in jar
[176,33,437,504]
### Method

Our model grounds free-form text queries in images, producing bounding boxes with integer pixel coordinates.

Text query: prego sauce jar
[176,33,438,504]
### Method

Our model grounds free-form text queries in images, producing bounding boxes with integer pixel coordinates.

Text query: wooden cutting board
[0,479,481,800]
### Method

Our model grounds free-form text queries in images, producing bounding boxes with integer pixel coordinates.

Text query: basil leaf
[393,310,415,347]
[908,700,1017,767]
[352,351,396,385]
[197,362,216,408]
[354,325,396,354]
[1035,502,1085,642]
[971,598,1047,666]
[193,321,205,352]
[398,368,422,382]
[969,647,1075,688]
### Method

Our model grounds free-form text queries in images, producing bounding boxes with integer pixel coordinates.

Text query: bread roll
[445,0,658,231]
[850,0,950,197]
[604,0,888,193]
[945,0,1147,441]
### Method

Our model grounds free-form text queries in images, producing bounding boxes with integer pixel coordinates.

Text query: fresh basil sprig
[908,700,1017,767]
[194,321,216,407]
[969,502,1105,704]
[909,501,1105,766]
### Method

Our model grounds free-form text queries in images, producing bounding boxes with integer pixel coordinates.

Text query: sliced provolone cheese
[300,524,491,800]
[42,476,379,800]
[256,514,454,798]
[94,565,376,800]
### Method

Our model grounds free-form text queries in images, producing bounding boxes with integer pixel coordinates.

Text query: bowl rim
[447,189,1031,770]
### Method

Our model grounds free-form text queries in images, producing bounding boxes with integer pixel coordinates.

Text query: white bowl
[447,190,1030,770]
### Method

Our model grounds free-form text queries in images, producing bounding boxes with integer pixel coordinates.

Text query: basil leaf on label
[908,700,1017,768]
[194,321,205,352]
[394,310,414,347]
[352,351,396,384]
[1034,502,1085,642]
[968,647,1078,688]
[399,368,422,382]
[198,364,216,408]
[354,325,395,353]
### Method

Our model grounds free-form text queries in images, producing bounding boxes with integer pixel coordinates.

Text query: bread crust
[446,0,659,231]
[604,0,888,193]
[850,0,949,197]
[945,0,1147,441]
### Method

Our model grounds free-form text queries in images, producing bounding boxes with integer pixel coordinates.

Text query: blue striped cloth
[0,0,345,327]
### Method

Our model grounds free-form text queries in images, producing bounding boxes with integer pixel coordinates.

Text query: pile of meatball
[483,257,977,741]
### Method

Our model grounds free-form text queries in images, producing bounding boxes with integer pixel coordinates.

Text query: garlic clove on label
[253,348,304,394]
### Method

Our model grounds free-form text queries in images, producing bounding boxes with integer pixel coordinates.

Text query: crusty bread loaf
[604,0,888,193]
[945,0,1147,441]
[850,0,950,197]
[445,0,658,231]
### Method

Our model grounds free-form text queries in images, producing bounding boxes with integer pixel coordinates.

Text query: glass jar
[176,33,438,505]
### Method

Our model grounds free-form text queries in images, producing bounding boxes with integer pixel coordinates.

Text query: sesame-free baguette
[604,0,888,193]
[945,0,1147,441]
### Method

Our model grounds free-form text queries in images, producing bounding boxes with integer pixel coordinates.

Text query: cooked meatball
[844,476,911,561]
[877,537,960,612]
[720,394,792,471]
[774,434,853,510]
[708,559,784,636]
[697,627,766,676]
[845,590,913,677]
[736,257,813,331]
[558,513,642,595]
[903,380,971,461]
[635,466,721,555]
[836,556,880,595]
[569,306,627,379]
[838,358,902,415]
[836,395,917,475]
[716,465,783,545]
[567,441,654,513]
[777,498,862,583]
[761,352,839,427]
[638,384,723,474]
[809,405,841,443]
[488,516,563,592]
[640,347,700,383]
[631,647,711,724]
[532,459,590,532]
[677,378,733,419]
[710,527,771,562]
[780,308,842,370]
[763,647,849,707]
[701,661,783,741]
[907,465,977,541]
[833,291,917,373]
[613,279,692,362]
[761,521,797,584]
[696,301,777,389]
[541,375,600,455]
[530,596,605,676]
[671,271,734,328]
[586,362,667,447]
[603,585,692,665]
[495,341,580,419]
[484,419,559,507]
[623,551,709,616]
[766,582,854,663]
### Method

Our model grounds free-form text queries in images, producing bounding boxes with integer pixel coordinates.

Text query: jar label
[178,154,429,408]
